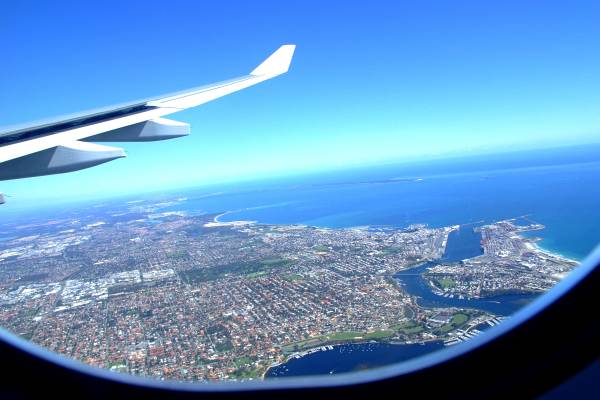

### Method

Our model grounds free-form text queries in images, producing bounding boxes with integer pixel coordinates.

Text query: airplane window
[0,0,599,390]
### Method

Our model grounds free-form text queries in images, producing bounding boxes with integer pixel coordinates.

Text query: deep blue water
[266,342,445,378]
[2,145,599,377]
[4,145,597,260]
[442,225,484,262]
[394,262,538,316]
[215,146,598,378]
[393,225,539,316]
[267,225,536,379]
[181,145,600,261]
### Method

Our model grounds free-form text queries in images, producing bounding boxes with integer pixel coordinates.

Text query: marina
[266,342,445,378]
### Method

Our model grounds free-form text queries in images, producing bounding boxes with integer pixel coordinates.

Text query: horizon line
[1,140,599,216]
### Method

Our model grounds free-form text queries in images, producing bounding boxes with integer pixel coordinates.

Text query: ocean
[175,144,600,378]
[4,145,599,261]
[2,144,599,377]
[177,144,600,261]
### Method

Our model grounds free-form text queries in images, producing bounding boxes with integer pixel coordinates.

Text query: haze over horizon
[1,141,598,216]
[1,1,600,204]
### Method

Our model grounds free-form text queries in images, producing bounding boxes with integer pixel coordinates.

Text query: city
[424,219,578,299]
[0,197,577,381]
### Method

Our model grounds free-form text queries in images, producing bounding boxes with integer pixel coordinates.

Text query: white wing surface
[0,45,295,186]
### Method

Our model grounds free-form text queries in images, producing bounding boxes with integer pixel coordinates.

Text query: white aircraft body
[0,45,296,204]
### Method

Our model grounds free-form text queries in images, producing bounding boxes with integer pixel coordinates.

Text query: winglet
[251,44,296,77]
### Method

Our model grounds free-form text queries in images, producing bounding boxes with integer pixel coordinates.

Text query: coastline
[208,215,581,380]
[203,212,256,228]
[492,215,582,264]
[214,208,591,265]
[534,242,582,264]
[213,211,229,222]
[263,338,445,379]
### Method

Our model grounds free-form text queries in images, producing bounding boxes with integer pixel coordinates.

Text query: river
[265,225,539,378]
[393,225,539,316]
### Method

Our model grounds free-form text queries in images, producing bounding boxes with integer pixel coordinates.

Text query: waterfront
[265,224,539,379]
[214,147,600,261]
[266,342,445,378]
[0,145,597,381]
[394,225,539,316]
[394,261,538,316]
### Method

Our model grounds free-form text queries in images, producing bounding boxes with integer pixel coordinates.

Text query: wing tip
[251,44,296,77]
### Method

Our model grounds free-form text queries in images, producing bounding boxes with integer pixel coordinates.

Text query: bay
[265,342,445,378]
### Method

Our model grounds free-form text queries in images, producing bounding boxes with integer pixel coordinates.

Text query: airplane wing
[0,45,296,187]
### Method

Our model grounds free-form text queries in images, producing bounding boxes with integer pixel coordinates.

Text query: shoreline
[502,215,583,263]
[263,339,444,379]
[211,214,581,380]
[213,213,584,262]
[203,212,256,228]
[533,242,581,264]
[214,211,229,222]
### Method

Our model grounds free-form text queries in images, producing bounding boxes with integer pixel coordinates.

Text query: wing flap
[86,118,190,142]
[0,141,125,181]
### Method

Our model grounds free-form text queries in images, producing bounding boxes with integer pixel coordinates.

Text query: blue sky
[1,0,600,206]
